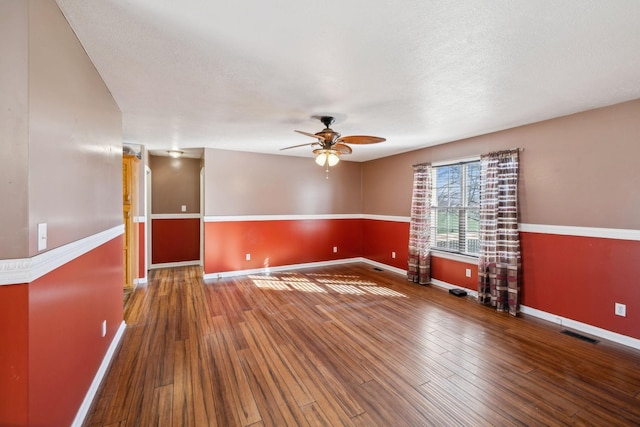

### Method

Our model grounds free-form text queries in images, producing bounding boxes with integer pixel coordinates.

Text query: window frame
[430,157,480,258]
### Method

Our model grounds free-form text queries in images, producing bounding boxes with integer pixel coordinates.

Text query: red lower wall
[138,221,146,278]
[204,219,362,273]
[152,218,200,264]
[362,219,409,270]
[0,283,29,426]
[429,231,639,341]
[431,256,478,289]
[520,232,640,339]
[27,236,124,427]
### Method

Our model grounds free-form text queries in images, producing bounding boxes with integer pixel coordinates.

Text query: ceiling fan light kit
[314,149,340,167]
[281,115,386,175]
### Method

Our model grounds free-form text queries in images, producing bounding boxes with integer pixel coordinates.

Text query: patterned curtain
[478,149,521,315]
[407,163,432,285]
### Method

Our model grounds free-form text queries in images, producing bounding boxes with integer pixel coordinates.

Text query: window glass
[431,161,480,256]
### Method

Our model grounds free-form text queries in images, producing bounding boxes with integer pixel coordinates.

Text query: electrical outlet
[181,205,187,212]
[333,246,338,253]
[391,251,396,259]
[615,303,626,317]
[465,268,471,278]
[245,253,251,261]
[102,320,107,337]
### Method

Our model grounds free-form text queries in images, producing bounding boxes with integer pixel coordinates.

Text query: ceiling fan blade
[333,143,352,154]
[336,135,386,145]
[280,142,319,151]
[295,130,323,140]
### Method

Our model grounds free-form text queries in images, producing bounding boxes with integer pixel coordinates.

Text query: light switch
[181,205,187,212]
[38,223,47,251]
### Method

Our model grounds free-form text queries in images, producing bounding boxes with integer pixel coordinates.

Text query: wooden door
[123,154,139,293]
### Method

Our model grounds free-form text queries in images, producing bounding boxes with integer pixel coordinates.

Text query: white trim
[359,258,408,276]
[203,258,363,279]
[133,216,146,223]
[133,277,149,286]
[203,257,407,280]
[429,278,479,298]
[72,320,126,427]
[145,165,152,280]
[519,305,640,350]
[204,214,363,222]
[362,214,410,223]
[519,223,640,241]
[0,225,124,286]
[151,213,202,220]
[431,250,478,264]
[150,260,201,269]
[198,215,640,243]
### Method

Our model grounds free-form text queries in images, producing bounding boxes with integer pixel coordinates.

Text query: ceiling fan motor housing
[316,129,340,145]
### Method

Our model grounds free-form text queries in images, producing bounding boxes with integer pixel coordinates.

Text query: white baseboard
[203,258,364,280]
[519,305,640,350]
[203,258,408,280]
[72,320,126,427]
[359,258,408,276]
[150,260,201,269]
[429,278,479,298]
[133,277,148,286]
[427,277,639,350]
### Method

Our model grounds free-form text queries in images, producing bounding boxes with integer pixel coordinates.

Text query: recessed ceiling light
[167,150,184,158]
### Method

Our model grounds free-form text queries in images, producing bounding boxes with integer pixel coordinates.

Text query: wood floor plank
[84,264,640,426]
[150,385,173,427]
[208,315,262,426]
[239,319,312,426]
[171,339,194,427]
[243,309,316,407]
[185,324,219,426]
[236,347,294,427]
[277,342,364,425]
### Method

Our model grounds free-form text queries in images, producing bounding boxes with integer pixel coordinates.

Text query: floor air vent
[373,267,383,271]
[561,329,599,344]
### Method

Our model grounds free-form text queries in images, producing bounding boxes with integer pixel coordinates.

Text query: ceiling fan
[281,115,386,170]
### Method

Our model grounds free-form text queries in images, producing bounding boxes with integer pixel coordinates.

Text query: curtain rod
[412,147,524,167]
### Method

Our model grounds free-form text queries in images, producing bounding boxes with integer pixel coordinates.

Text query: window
[431,161,480,256]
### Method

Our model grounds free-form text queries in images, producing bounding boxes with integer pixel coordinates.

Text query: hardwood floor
[84,264,640,426]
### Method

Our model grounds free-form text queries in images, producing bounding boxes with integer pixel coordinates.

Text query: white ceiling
[56,0,640,162]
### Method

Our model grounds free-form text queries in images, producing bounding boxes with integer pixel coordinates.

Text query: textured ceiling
[56,0,640,161]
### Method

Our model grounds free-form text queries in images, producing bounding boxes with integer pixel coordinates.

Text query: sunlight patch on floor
[248,272,407,297]
[325,284,367,295]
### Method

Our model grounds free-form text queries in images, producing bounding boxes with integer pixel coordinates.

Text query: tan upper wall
[204,149,362,216]
[363,99,640,230]
[0,0,123,258]
[150,155,201,214]
[0,1,30,259]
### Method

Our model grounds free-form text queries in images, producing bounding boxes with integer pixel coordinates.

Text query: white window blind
[431,161,480,256]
